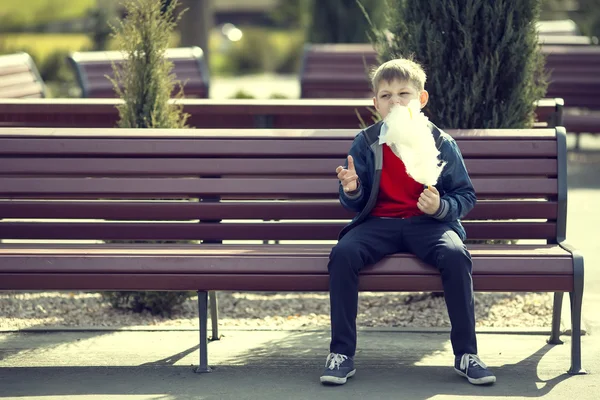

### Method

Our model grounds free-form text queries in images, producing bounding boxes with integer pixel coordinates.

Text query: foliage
[369,0,548,129]
[102,291,193,316]
[101,0,193,315]
[0,0,95,32]
[308,0,385,43]
[108,0,188,128]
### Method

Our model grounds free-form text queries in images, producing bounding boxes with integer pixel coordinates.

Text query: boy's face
[373,79,429,119]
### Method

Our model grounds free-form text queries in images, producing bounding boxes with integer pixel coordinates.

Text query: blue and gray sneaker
[454,354,496,385]
[320,353,356,385]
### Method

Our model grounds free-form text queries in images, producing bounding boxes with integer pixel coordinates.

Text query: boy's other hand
[336,155,359,193]
[418,185,441,215]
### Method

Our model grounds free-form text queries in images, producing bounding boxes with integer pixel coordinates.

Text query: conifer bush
[101,0,192,316]
[368,0,548,129]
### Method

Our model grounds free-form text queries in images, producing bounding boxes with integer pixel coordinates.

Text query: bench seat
[0,244,574,292]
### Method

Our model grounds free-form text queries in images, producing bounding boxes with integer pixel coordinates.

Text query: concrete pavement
[0,329,597,399]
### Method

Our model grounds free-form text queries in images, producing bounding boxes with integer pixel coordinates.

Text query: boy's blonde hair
[371,58,427,94]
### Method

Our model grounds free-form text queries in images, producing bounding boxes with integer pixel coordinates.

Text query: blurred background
[1,0,597,99]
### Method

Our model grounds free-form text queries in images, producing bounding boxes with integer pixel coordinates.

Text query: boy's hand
[418,186,441,215]
[336,155,359,193]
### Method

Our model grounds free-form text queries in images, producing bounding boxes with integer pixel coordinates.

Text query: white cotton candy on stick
[383,99,446,186]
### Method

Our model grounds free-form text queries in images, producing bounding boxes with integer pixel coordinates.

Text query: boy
[320,58,496,386]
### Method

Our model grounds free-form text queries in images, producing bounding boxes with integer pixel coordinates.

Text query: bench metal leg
[209,290,219,340]
[574,133,581,151]
[195,290,212,373]
[568,256,586,375]
[548,292,564,345]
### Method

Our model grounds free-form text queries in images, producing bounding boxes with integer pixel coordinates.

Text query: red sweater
[371,144,424,218]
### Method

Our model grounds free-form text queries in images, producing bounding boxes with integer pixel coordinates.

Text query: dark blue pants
[328,215,477,357]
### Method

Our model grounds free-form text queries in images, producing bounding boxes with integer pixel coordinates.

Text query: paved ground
[0,329,597,399]
[0,132,598,400]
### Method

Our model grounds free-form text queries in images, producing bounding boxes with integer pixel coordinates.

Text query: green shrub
[101,0,193,315]
[230,89,255,99]
[103,291,193,316]
[109,0,189,128]
[369,0,548,129]
[308,0,384,43]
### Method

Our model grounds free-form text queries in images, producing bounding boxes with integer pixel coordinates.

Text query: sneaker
[454,354,496,385]
[320,353,356,385]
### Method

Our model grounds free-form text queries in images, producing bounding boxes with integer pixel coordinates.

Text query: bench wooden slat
[0,72,37,89]
[0,158,557,176]
[0,221,557,240]
[0,200,558,220]
[0,273,573,292]
[0,177,557,197]
[0,243,570,256]
[0,138,557,157]
[0,98,563,129]
[0,250,571,274]
[0,129,559,140]
[0,84,45,99]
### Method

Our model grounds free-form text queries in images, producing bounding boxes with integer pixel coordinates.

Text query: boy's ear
[419,90,429,108]
[372,96,379,112]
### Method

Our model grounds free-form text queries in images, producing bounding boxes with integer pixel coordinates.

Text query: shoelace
[459,353,487,372]
[326,353,348,370]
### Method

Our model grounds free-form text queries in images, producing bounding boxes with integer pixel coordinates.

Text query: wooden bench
[543,45,600,148]
[68,47,209,98]
[0,98,563,130]
[0,127,584,375]
[0,53,46,99]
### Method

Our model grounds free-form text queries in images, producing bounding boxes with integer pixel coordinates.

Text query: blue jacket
[338,120,476,240]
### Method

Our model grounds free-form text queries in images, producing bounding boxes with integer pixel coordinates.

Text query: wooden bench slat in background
[0,97,564,130]
[68,47,209,98]
[0,53,46,99]
[0,127,584,375]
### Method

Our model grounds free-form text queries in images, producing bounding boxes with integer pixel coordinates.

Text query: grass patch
[0,0,95,30]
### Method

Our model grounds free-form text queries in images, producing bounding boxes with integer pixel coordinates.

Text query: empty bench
[0,127,584,375]
[0,97,563,130]
[0,53,46,99]
[68,47,210,98]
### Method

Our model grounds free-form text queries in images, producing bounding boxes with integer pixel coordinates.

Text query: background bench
[0,53,46,99]
[0,97,563,130]
[68,47,209,98]
[0,126,584,375]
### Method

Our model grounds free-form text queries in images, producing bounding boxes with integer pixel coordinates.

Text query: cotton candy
[383,100,446,186]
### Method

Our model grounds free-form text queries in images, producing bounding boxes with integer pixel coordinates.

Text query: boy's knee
[328,241,361,272]
[437,244,471,271]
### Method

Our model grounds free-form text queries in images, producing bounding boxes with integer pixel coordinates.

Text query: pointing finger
[347,155,356,172]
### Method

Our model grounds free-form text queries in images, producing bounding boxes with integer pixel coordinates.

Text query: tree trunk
[179,0,213,65]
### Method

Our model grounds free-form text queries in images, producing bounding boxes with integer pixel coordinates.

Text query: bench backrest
[300,43,600,110]
[0,98,563,130]
[543,45,600,109]
[0,53,46,99]
[0,127,566,245]
[68,47,209,98]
